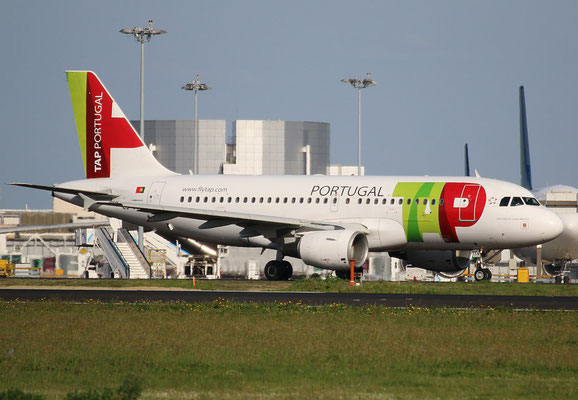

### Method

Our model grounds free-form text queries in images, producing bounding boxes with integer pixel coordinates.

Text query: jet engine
[298,230,369,270]
[393,249,472,273]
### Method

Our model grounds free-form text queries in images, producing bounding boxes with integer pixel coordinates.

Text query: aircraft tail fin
[66,71,175,179]
[464,143,471,177]
[519,86,533,190]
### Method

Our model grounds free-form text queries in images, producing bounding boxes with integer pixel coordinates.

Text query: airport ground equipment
[116,228,151,278]
[0,260,14,277]
[94,228,129,278]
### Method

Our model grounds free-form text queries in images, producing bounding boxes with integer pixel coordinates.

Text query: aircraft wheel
[555,276,562,284]
[483,268,492,281]
[335,270,350,280]
[474,269,486,281]
[264,261,283,281]
[281,261,293,280]
[563,276,570,284]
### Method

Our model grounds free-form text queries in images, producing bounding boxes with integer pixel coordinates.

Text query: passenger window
[276,197,280,203]
[440,199,444,206]
[415,199,419,205]
[366,198,371,204]
[333,198,337,204]
[235,197,240,203]
[243,197,248,203]
[291,198,296,204]
[204,197,208,203]
[307,198,312,204]
[188,197,192,203]
[358,198,363,205]
[283,198,288,204]
[431,199,436,206]
[227,197,232,203]
[315,198,320,204]
[523,197,540,206]
[259,197,263,203]
[346,198,350,204]
[511,197,524,206]
[382,198,387,204]
[267,198,271,203]
[391,198,395,205]
[251,197,256,203]
[299,198,304,204]
[423,199,427,205]
[407,198,411,205]
[374,198,379,205]
[323,198,328,204]
[220,197,224,203]
[212,197,216,203]
[180,196,184,203]
[398,198,403,205]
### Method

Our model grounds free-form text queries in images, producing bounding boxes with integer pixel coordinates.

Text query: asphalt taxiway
[0,288,576,309]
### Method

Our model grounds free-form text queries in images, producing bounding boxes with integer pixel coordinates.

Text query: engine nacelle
[298,230,369,270]
[395,249,472,272]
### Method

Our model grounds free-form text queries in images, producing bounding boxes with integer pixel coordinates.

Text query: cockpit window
[499,197,510,207]
[523,197,540,206]
[510,197,524,206]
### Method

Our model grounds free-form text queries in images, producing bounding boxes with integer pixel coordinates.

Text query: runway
[0,288,576,309]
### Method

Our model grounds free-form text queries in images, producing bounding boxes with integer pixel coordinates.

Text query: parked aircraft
[512,86,578,279]
[11,72,564,280]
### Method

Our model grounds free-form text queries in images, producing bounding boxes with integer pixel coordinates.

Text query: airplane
[10,71,564,280]
[512,86,578,281]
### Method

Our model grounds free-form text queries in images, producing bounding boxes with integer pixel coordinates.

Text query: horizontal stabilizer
[9,183,118,199]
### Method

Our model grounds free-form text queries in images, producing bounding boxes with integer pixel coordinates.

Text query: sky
[1,0,578,209]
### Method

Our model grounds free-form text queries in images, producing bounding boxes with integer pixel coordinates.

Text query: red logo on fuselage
[439,183,486,242]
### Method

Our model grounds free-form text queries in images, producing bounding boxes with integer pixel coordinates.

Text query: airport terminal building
[132,119,330,176]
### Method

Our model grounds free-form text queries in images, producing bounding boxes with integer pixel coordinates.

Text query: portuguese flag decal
[136,187,146,194]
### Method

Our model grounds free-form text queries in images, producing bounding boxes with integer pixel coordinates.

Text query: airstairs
[94,227,151,279]
[93,219,189,279]
[94,228,129,279]
[116,228,151,279]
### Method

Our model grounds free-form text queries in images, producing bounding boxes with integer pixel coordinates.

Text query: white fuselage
[54,174,563,253]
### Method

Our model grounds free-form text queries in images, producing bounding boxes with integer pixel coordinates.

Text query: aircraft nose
[539,209,564,242]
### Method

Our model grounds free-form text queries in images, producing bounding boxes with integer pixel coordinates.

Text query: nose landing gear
[474,268,492,281]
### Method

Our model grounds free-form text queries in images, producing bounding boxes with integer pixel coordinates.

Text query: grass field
[1,277,578,297]
[0,300,576,399]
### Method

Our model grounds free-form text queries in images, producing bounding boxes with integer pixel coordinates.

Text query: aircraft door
[458,184,481,222]
[330,193,339,212]
[147,181,166,205]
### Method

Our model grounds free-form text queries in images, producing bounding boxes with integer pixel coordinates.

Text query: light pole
[120,20,166,254]
[341,73,376,176]
[182,74,211,174]
[120,20,166,140]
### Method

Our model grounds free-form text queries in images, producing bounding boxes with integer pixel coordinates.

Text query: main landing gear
[264,260,293,281]
[474,268,492,282]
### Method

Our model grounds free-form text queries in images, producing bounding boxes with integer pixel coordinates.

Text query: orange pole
[193,276,196,287]
[348,259,355,286]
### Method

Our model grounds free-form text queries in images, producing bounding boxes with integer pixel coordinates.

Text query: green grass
[2,277,577,297]
[288,277,578,296]
[0,300,576,399]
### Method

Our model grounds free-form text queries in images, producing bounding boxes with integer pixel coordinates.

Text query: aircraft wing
[107,201,368,235]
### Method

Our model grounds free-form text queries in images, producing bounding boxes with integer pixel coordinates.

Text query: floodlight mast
[120,20,167,140]
[182,74,211,174]
[341,73,376,176]
[120,20,166,252]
